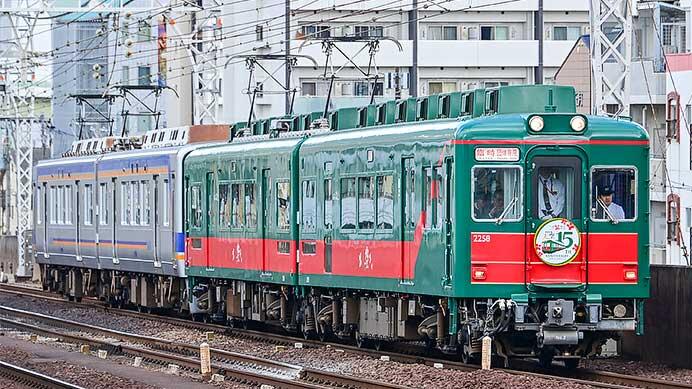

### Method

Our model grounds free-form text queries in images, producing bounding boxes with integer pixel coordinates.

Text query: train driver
[596,185,625,220]
[537,167,565,220]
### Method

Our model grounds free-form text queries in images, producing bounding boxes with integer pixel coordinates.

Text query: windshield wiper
[496,196,518,225]
[597,198,619,224]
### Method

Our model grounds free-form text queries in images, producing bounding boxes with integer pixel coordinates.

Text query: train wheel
[563,359,579,370]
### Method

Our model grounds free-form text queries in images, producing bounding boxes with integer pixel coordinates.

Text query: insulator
[124,38,134,48]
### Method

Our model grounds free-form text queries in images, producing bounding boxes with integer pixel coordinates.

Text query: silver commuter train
[33,125,229,309]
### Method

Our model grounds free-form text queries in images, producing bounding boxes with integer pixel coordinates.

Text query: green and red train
[184,84,649,367]
[35,84,649,367]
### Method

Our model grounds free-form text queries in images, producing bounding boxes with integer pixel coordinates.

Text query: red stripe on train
[470,232,639,284]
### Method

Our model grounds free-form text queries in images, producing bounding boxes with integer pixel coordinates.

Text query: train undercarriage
[39,264,186,312]
[37,264,635,368]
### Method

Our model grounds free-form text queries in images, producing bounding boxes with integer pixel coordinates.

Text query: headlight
[570,116,586,132]
[529,116,544,132]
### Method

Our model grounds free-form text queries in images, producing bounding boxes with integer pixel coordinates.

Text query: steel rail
[0,360,85,389]
[1,284,687,389]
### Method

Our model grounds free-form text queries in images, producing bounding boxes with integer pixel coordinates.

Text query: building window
[429,81,457,94]
[301,82,316,96]
[668,193,681,243]
[122,65,130,85]
[480,25,509,40]
[553,26,581,41]
[138,66,151,86]
[355,25,383,38]
[428,25,457,40]
[256,25,264,41]
[301,25,330,39]
[137,20,150,41]
[483,81,509,88]
[354,81,383,97]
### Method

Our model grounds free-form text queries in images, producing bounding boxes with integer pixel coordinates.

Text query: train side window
[84,184,93,226]
[245,183,257,228]
[423,168,432,229]
[99,183,108,225]
[36,186,41,225]
[434,166,444,228]
[231,183,245,228]
[472,166,522,222]
[376,175,394,230]
[591,167,637,222]
[302,180,316,233]
[121,182,130,225]
[276,181,290,231]
[64,185,72,224]
[162,179,170,227]
[190,184,202,229]
[324,179,333,228]
[131,181,141,225]
[340,177,356,230]
[49,186,55,224]
[142,180,151,226]
[358,176,375,229]
[219,183,230,228]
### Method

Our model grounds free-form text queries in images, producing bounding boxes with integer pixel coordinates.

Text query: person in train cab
[538,167,565,219]
[596,185,625,220]
[474,191,490,219]
[488,190,505,219]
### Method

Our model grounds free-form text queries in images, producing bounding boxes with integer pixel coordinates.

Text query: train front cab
[459,113,649,366]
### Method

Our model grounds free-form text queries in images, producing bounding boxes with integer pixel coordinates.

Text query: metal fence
[621,265,692,367]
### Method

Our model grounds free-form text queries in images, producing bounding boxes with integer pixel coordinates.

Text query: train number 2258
[471,233,491,243]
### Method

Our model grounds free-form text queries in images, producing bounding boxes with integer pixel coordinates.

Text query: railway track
[0,360,85,389]
[0,284,688,389]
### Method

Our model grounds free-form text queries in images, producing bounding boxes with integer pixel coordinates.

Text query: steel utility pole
[590,0,632,116]
[284,0,291,114]
[409,0,418,97]
[534,0,543,84]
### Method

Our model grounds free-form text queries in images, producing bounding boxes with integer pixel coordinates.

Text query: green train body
[185,84,649,366]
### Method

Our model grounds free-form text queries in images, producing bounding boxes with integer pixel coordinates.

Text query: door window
[472,166,522,222]
[591,167,637,222]
[532,158,581,220]
[190,184,202,229]
[276,181,290,231]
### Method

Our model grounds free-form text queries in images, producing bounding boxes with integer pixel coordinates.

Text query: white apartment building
[221,0,590,123]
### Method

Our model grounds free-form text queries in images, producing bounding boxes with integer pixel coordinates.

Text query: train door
[112,178,119,264]
[261,169,271,274]
[41,182,48,257]
[323,177,333,274]
[153,175,161,268]
[205,172,214,269]
[401,157,415,282]
[443,157,454,283]
[75,180,82,262]
[525,148,587,288]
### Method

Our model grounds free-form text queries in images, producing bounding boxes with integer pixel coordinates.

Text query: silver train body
[32,145,196,308]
